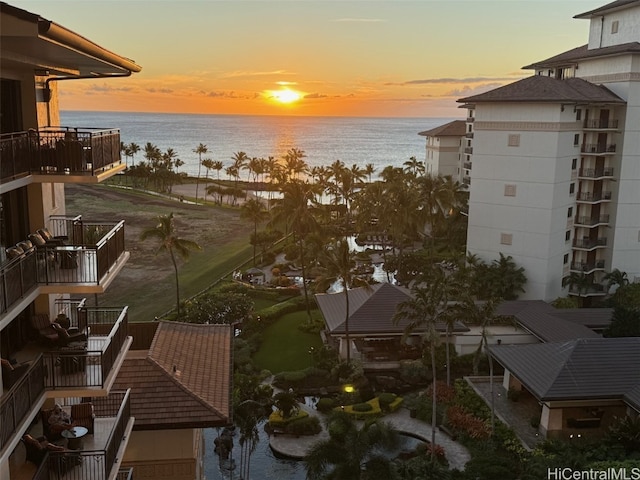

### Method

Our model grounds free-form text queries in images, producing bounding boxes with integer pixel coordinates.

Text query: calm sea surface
[61,111,453,179]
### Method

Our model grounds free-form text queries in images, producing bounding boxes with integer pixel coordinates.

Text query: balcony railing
[576,191,612,202]
[570,260,606,272]
[574,215,610,226]
[578,168,614,178]
[581,143,616,154]
[0,356,46,453]
[464,147,473,154]
[117,468,135,480]
[465,132,474,139]
[34,390,132,480]
[466,116,475,122]
[462,177,471,185]
[463,162,473,170]
[573,238,607,249]
[0,127,121,182]
[568,283,606,295]
[43,306,129,390]
[583,119,619,129]
[0,248,38,317]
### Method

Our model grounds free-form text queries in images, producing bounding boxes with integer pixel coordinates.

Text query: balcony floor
[9,416,117,480]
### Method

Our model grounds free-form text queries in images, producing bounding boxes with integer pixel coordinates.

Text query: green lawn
[252,309,324,374]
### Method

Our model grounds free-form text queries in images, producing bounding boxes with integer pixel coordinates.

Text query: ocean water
[60,111,454,179]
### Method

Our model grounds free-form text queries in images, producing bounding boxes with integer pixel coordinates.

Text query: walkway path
[269,400,471,471]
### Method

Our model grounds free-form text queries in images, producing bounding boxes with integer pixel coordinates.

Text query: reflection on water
[204,421,306,480]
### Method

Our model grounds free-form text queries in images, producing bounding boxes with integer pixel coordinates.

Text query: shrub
[426,381,457,405]
[352,403,373,412]
[268,409,309,428]
[445,405,491,439]
[316,397,336,413]
[286,415,321,436]
[378,392,397,408]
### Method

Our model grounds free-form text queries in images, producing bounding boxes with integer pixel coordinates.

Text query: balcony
[463,162,473,170]
[568,283,606,297]
[578,168,614,179]
[576,191,612,203]
[462,177,471,186]
[583,119,619,130]
[0,250,39,319]
[580,143,616,154]
[32,390,134,480]
[465,132,474,139]
[466,116,475,123]
[464,147,473,154]
[42,306,130,393]
[574,215,610,227]
[570,260,606,273]
[1,356,46,454]
[0,127,124,187]
[573,238,607,250]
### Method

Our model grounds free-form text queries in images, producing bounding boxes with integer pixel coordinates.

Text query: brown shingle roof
[418,120,466,138]
[522,42,640,69]
[114,322,232,430]
[574,0,640,18]
[457,76,625,104]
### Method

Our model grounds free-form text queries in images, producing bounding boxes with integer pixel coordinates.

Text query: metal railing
[578,168,614,178]
[576,191,612,202]
[0,356,46,452]
[463,162,472,170]
[464,146,473,154]
[42,306,128,390]
[0,249,38,316]
[570,260,606,272]
[0,128,122,182]
[34,390,132,480]
[581,143,616,154]
[117,468,134,480]
[574,215,610,226]
[583,119,618,129]
[573,238,607,249]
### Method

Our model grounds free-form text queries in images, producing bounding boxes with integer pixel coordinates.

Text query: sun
[269,88,302,104]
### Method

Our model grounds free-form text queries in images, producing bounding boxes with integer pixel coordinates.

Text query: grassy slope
[252,309,324,374]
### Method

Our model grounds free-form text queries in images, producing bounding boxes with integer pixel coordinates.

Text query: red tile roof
[114,321,233,430]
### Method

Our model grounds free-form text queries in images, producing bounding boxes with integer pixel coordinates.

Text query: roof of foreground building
[113,321,233,430]
[418,120,467,138]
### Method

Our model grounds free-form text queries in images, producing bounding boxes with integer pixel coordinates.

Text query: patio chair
[70,402,95,434]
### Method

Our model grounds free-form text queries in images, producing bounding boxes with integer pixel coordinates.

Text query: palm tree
[211,160,224,204]
[240,198,268,266]
[193,143,208,204]
[604,268,629,293]
[305,411,400,480]
[562,271,593,307]
[128,142,140,167]
[364,163,376,184]
[315,239,357,364]
[393,277,450,464]
[200,158,215,202]
[403,156,425,177]
[140,213,201,316]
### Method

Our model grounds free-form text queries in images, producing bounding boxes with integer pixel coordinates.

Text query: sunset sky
[13,0,605,117]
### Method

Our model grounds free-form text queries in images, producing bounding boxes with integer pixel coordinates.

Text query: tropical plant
[193,143,208,203]
[140,212,201,316]
[240,198,269,266]
[273,391,299,419]
[604,268,630,293]
[305,411,400,480]
[603,305,640,337]
[562,271,593,307]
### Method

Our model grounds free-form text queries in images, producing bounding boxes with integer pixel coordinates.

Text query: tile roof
[490,337,640,402]
[550,308,613,330]
[113,321,232,430]
[316,283,469,335]
[522,42,640,69]
[418,120,466,138]
[574,0,640,18]
[457,76,625,104]
[496,300,602,342]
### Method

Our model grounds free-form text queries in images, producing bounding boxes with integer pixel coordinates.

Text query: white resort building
[429,0,640,302]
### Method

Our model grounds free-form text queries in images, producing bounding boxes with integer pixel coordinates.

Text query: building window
[567,207,573,218]
[500,233,513,245]
[574,134,580,146]
[576,109,582,121]
[572,158,577,170]
[508,134,520,147]
[565,231,571,242]
[612,20,619,34]
[564,254,569,265]
[569,183,575,195]
[504,184,517,197]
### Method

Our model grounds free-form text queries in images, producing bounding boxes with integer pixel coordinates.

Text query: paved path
[269,401,471,471]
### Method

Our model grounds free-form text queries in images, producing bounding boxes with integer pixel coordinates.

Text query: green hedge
[316,397,336,413]
[286,415,322,435]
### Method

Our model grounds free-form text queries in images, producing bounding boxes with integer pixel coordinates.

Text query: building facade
[418,120,467,183]
[459,0,640,301]
[1,3,140,478]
